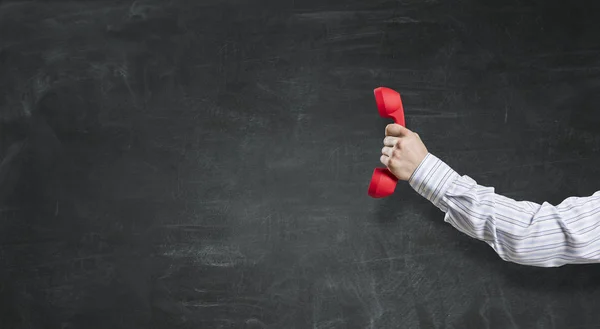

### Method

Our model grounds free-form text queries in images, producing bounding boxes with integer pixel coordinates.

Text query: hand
[380,124,429,181]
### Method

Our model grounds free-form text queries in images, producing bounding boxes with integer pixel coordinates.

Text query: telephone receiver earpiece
[368,87,406,198]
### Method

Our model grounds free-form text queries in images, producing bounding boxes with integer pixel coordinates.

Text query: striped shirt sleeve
[407,152,600,267]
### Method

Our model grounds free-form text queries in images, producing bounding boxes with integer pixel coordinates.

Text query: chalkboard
[1,0,600,328]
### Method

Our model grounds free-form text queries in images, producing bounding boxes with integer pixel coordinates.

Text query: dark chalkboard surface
[2,0,600,328]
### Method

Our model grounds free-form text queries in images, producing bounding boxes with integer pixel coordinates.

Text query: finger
[383,136,398,147]
[381,146,393,157]
[380,155,388,166]
[385,123,410,137]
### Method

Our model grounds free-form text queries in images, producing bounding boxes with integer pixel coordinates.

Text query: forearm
[408,153,600,267]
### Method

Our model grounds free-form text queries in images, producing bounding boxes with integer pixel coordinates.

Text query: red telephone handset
[368,87,406,198]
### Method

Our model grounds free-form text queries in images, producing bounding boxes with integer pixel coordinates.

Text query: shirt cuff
[408,153,460,212]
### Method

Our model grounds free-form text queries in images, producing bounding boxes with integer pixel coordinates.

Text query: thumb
[386,123,411,136]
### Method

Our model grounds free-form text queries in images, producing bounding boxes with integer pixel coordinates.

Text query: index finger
[385,123,409,137]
